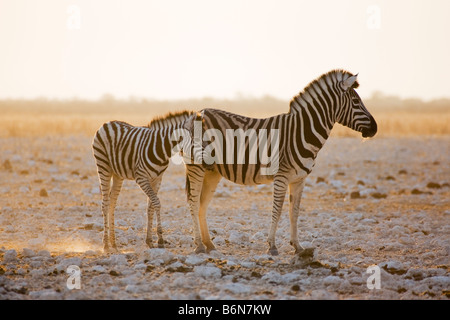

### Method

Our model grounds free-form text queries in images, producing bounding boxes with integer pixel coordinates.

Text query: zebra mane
[147,110,194,130]
[289,69,359,113]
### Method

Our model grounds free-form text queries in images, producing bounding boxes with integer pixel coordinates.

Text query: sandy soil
[0,135,449,300]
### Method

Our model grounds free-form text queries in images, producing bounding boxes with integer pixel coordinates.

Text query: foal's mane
[147,110,194,129]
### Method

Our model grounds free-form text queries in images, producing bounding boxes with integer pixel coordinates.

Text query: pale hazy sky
[0,0,449,101]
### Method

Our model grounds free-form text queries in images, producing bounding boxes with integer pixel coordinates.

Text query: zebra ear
[341,74,358,91]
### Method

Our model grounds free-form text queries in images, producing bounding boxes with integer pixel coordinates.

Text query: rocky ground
[0,135,449,299]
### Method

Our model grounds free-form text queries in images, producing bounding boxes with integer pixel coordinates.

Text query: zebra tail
[185,172,191,201]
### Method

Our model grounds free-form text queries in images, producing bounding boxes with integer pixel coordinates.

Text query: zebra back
[93,110,197,180]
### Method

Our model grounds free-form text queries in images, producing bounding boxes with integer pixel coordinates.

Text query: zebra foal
[92,111,197,252]
[185,69,377,256]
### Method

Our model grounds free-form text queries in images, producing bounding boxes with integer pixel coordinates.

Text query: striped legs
[99,172,123,253]
[288,179,305,254]
[198,169,222,252]
[267,175,289,255]
[135,173,164,249]
[185,164,207,253]
[108,175,124,250]
[99,171,112,252]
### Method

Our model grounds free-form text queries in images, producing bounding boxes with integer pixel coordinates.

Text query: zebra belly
[215,164,308,186]
[215,164,274,185]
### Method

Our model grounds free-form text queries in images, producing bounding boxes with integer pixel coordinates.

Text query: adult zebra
[92,110,197,252]
[185,69,377,256]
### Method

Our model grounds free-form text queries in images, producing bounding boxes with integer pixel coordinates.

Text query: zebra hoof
[296,247,315,259]
[157,239,165,249]
[104,246,119,254]
[267,247,279,256]
[194,246,207,254]
[145,240,154,249]
[206,247,217,254]
[204,242,216,253]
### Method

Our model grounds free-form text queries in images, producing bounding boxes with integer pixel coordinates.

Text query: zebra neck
[289,97,333,152]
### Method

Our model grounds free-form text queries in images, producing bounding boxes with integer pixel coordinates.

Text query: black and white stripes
[92,111,195,252]
[185,70,377,255]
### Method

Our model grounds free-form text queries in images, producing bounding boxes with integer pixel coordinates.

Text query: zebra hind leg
[198,169,222,252]
[152,177,165,248]
[185,165,207,254]
[145,199,155,248]
[107,175,124,252]
[289,180,315,259]
[136,174,162,249]
[267,176,289,255]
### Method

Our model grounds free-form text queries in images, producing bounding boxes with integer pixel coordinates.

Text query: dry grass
[0,97,449,138]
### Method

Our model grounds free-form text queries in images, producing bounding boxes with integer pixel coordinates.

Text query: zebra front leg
[186,165,207,254]
[152,177,165,248]
[98,172,112,252]
[101,194,111,252]
[136,174,162,249]
[288,180,305,254]
[145,199,155,248]
[267,176,288,255]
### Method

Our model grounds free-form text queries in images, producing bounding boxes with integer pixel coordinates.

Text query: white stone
[323,275,342,286]
[11,154,22,161]
[29,289,61,300]
[120,275,139,286]
[281,272,302,284]
[185,254,206,266]
[56,257,82,271]
[92,265,106,273]
[37,250,51,258]
[91,274,113,286]
[30,269,46,277]
[300,241,315,249]
[380,260,404,271]
[30,261,43,268]
[90,187,100,194]
[19,186,30,193]
[220,283,252,294]
[399,237,415,245]
[226,259,238,267]
[144,248,174,264]
[166,261,183,269]
[22,248,36,257]
[3,249,17,262]
[17,268,27,275]
[251,231,265,241]
[261,271,283,284]
[125,285,143,294]
[1,187,11,193]
[134,263,148,271]
[108,254,128,266]
[213,236,225,245]
[309,289,338,300]
[425,276,450,287]
[229,230,249,244]
[194,266,222,279]
[329,180,345,190]
[240,261,256,268]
